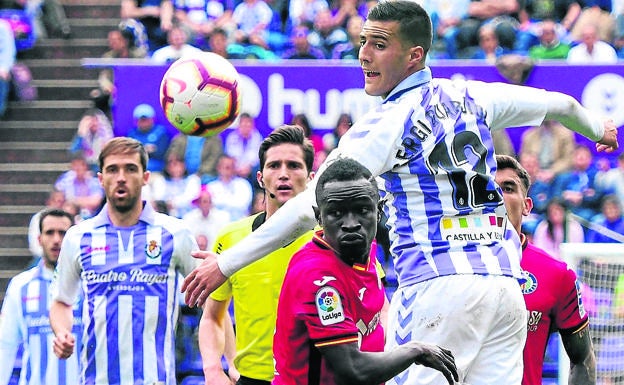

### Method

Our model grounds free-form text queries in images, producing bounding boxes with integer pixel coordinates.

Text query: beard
[109,193,139,213]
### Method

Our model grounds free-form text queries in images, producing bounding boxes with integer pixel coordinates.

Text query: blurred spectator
[424,0,470,58]
[567,22,618,63]
[586,195,624,243]
[322,112,352,153]
[308,8,348,58]
[250,188,265,214]
[288,0,327,27]
[595,152,624,208]
[291,112,323,155]
[281,24,325,59]
[68,108,113,174]
[454,0,521,58]
[90,28,147,116]
[519,120,575,184]
[231,0,273,50]
[0,18,15,119]
[553,144,605,222]
[470,23,508,62]
[519,151,553,220]
[120,0,173,52]
[331,14,363,59]
[173,0,235,50]
[1,0,70,39]
[151,153,202,218]
[206,154,253,221]
[569,2,616,43]
[54,152,105,218]
[166,132,223,184]
[150,25,202,63]
[224,112,262,183]
[521,0,582,33]
[127,103,172,174]
[533,197,585,260]
[207,27,231,57]
[27,188,65,260]
[329,0,365,29]
[182,185,231,250]
[528,19,571,59]
[491,128,515,157]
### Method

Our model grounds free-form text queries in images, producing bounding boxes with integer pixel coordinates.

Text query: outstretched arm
[545,91,618,152]
[182,186,318,306]
[561,326,596,385]
[320,341,458,385]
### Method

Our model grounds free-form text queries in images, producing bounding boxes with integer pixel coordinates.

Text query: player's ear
[313,205,321,225]
[257,171,264,188]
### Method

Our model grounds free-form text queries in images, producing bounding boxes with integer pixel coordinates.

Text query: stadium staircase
[0,0,120,301]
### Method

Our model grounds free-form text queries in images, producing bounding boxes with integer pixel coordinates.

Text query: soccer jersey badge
[145,240,162,259]
[316,286,345,325]
[521,270,537,294]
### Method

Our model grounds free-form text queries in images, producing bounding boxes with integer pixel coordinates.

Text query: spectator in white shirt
[567,23,618,63]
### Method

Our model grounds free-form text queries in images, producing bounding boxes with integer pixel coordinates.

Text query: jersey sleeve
[0,276,25,385]
[554,267,589,335]
[209,230,234,301]
[52,226,85,305]
[326,103,408,177]
[173,220,200,277]
[465,80,549,131]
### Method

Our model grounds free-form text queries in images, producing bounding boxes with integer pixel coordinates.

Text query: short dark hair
[496,154,531,194]
[39,208,74,232]
[367,0,432,54]
[258,125,315,172]
[315,158,378,203]
[99,137,148,172]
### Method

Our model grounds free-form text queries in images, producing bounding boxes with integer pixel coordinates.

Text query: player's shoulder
[213,213,261,251]
[153,211,192,232]
[5,266,38,293]
[523,242,571,273]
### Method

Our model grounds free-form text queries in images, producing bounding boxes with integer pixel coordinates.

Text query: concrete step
[24,59,98,81]
[68,18,120,40]
[4,100,92,121]
[33,80,97,101]
[0,228,30,250]
[19,38,108,60]
[0,142,71,163]
[65,3,120,20]
[0,121,77,142]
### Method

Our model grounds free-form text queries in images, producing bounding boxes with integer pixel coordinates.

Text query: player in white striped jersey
[0,208,81,385]
[50,137,199,385]
[182,2,619,384]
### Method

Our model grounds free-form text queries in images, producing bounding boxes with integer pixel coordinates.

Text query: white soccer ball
[159,52,242,137]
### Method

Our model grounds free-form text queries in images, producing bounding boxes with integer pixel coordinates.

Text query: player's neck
[107,204,143,227]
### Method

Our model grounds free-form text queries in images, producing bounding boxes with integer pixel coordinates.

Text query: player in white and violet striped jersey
[50,137,198,385]
[182,2,619,385]
[0,209,81,385]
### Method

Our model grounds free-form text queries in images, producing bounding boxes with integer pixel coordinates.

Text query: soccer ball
[159,52,242,137]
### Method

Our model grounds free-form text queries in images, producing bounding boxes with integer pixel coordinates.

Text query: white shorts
[385,274,527,385]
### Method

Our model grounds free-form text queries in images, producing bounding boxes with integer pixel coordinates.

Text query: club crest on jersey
[521,271,537,294]
[316,286,345,325]
[145,240,162,259]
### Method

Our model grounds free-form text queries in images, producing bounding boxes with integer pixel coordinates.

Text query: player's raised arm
[182,186,317,306]
[544,91,618,152]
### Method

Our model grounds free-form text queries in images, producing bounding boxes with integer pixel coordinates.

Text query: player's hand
[204,366,236,385]
[182,251,227,307]
[409,341,458,385]
[53,331,75,359]
[596,120,618,153]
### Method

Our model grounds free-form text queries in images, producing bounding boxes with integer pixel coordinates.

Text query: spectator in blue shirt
[586,195,624,243]
[127,103,172,173]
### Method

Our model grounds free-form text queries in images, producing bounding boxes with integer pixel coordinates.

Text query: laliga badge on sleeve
[316,286,345,325]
